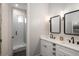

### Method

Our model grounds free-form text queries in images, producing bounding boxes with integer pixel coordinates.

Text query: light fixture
[15,4,19,7]
[60,10,68,17]
[60,10,68,20]
[60,11,64,18]
[45,16,50,22]
[18,16,23,23]
[25,18,27,23]
[74,22,78,25]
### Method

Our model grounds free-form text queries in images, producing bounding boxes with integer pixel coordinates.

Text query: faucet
[50,34,56,39]
[50,34,53,38]
[71,37,75,44]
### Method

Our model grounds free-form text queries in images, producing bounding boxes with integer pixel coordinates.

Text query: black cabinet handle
[43,45,47,48]
[53,43,56,46]
[52,48,56,51]
[52,52,56,56]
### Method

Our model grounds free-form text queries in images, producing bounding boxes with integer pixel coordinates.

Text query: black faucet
[71,37,75,44]
[50,34,53,38]
[50,34,56,39]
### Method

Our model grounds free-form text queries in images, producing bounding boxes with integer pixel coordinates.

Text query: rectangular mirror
[50,15,61,34]
[64,10,79,35]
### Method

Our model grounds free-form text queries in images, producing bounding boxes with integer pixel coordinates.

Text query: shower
[11,4,27,56]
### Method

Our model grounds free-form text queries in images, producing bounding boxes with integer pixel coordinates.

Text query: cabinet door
[40,40,48,56]
[56,49,70,56]
[56,44,79,56]
[40,40,53,56]
[48,43,56,56]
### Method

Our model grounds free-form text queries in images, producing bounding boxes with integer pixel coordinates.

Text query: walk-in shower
[11,4,27,56]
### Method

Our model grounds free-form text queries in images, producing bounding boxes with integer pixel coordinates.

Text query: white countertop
[40,35,79,52]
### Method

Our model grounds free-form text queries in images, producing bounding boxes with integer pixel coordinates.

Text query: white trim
[26,3,30,56]
[1,4,13,56]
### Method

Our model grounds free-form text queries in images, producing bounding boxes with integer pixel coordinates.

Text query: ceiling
[9,3,27,10]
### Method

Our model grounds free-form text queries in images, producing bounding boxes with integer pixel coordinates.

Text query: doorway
[12,8,27,56]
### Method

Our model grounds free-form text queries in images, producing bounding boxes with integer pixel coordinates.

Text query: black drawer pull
[43,45,47,48]
[53,43,56,46]
[52,48,56,51]
[52,52,56,56]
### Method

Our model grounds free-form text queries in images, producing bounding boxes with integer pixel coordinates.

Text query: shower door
[12,9,26,51]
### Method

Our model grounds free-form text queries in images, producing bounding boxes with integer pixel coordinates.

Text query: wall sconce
[59,10,68,20]
[45,16,50,22]
[60,11,64,18]
[15,4,19,7]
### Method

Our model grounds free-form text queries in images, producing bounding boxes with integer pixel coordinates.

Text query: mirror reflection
[50,15,61,34]
[64,10,79,35]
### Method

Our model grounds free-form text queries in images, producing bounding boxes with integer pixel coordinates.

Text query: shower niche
[64,10,79,35]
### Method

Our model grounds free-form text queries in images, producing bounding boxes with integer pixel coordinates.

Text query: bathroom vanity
[43,10,79,56]
[40,35,79,56]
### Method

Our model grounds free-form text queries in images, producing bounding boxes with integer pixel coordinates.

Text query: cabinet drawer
[52,52,56,56]
[56,44,79,56]
[41,40,48,45]
[56,49,70,56]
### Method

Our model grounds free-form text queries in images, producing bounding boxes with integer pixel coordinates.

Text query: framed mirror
[50,15,61,34]
[64,10,79,35]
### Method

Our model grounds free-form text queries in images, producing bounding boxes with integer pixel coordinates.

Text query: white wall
[48,3,79,46]
[27,3,49,55]
[1,4,12,56]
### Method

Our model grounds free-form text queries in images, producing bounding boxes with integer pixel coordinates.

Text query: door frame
[11,7,27,55]
[1,4,28,56]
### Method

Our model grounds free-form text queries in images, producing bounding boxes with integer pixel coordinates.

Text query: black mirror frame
[50,15,61,34]
[64,10,79,35]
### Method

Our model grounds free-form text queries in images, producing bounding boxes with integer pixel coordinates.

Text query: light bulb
[15,4,19,7]
[60,11,64,17]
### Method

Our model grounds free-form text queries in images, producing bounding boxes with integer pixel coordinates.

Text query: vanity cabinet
[40,39,79,56]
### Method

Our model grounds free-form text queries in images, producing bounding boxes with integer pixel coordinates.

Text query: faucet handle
[71,37,74,39]
[50,34,53,38]
[71,37,75,44]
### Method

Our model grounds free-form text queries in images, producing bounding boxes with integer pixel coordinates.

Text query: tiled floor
[13,50,26,56]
